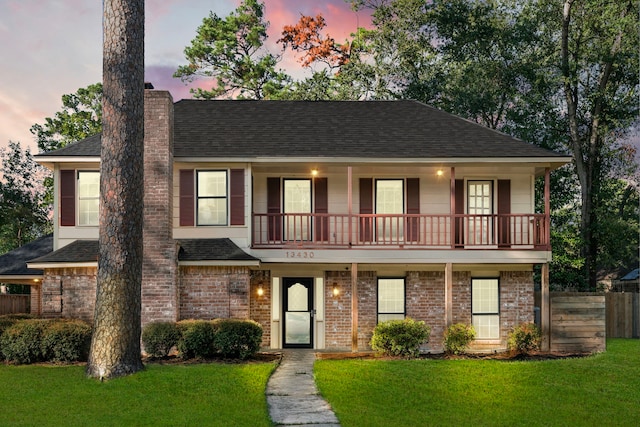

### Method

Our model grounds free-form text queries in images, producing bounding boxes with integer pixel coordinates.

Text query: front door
[283,277,314,348]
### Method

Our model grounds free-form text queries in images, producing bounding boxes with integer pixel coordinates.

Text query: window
[468,181,493,244]
[378,278,405,323]
[376,180,404,241]
[77,171,99,226]
[283,179,311,241]
[197,171,227,226]
[472,278,500,339]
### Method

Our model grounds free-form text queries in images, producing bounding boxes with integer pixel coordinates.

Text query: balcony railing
[252,213,549,249]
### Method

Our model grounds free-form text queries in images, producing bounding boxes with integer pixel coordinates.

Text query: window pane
[198,171,227,197]
[376,180,403,214]
[378,278,405,315]
[378,313,405,323]
[78,171,99,226]
[78,199,99,226]
[198,198,227,225]
[473,315,500,339]
[472,279,499,313]
[284,180,311,213]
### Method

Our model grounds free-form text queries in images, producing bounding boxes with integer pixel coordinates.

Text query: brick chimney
[141,87,178,325]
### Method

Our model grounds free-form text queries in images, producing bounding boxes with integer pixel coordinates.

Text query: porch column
[544,168,551,248]
[351,262,358,352]
[450,167,456,249]
[445,263,453,327]
[541,263,550,351]
[348,166,353,244]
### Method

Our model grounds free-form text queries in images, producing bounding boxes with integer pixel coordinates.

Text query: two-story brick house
[1,87,570,352]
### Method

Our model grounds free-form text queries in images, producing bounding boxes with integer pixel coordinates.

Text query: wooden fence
[0,294,30,315]
[550,292,606,353]
[606,292,640,338]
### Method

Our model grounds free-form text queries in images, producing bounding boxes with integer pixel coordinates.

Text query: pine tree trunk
[87,0,145,379]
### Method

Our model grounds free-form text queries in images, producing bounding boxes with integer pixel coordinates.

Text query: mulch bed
[316,351,591,361]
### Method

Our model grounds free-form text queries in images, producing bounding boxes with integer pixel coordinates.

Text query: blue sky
[0,0,365,151]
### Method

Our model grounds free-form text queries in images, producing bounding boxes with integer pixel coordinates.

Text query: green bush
[443,323,476,355]
[41,319,92,363]
[211,319,263,360]
[176,320,215,359]
[142,321,181,358]
[507,323,541,354]
[370,318,431,358]
[0,319,49,364]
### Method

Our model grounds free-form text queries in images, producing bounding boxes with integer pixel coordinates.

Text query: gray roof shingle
[25,239,257,264]
[0,234,53,276]
[36,100,567,160]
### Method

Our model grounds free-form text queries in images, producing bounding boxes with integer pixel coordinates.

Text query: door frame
[282,277,314,348]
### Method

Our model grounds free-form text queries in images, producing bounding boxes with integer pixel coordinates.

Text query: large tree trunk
[87,0,145,379]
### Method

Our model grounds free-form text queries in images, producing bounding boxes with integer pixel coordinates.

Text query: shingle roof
[36,100,567,160]
[28,240,98,264]
[25,238,257,264]
[177,239,258,262]
[0,234,53,276]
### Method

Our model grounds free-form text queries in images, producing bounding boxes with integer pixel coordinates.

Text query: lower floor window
[378,278,405,323]
[472,278,500,339]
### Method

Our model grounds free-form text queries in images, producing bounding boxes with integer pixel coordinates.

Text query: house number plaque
[285,251,315,259]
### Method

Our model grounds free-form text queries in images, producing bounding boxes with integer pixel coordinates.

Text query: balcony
[252,213,549,250]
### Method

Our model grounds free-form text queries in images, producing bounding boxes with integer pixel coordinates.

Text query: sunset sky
[0,0,368,151]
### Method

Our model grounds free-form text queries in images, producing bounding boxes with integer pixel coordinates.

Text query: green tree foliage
[30,83,102,153]
[0,141,50,254]
[174,0,290,99]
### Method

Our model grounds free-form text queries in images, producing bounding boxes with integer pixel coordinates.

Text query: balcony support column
[445,262,453,327]
[351,262,358,352]
[544,168,551,249]
[348,166,353,245]
[541,262,550,351]
[450,167,456,249]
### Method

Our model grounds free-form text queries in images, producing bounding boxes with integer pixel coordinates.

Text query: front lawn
[0,362,276,427]
[315,339,640,427]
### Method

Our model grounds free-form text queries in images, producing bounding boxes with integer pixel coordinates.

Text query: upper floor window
[77,171,100,226]
[283,179,312,241]
[378,278,405,323]
[197,170,227,226]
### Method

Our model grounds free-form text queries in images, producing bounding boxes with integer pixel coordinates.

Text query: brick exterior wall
[499,270,534,342]
[324,271,353,349]
[452,271,472,325]
[406,271,446,352]
[250,270,271,348]
[40,268,97,323]
[141,90,178,325]
[179,266,251,320]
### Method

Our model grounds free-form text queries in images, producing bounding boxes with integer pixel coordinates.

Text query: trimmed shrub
[443,323,476,355]
[508,323,541,355]
[211,319,263,360]
[142,321,181,358]
[0,319,50,364]
[41,319,92,363]
[370,317,431,358]
[176,320,215,359]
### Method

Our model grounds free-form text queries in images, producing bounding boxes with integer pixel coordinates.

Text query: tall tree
[0,141,50,254]
[558,0,638,289]
[30,83,103,153]
[174,0,290,99]
[87,0,145,379]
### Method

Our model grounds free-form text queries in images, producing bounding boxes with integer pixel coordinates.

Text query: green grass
[0,361,276,427]
[315,339,640,427]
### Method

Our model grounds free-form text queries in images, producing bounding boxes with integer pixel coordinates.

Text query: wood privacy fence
[606,292,640,338]
[550,292,606,353]
[0,294,30,315]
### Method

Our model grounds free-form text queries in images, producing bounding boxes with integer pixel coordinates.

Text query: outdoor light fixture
[436,169,444,177]
[311,168,319,176]
[332,285,340,297]
[257,286,264,297]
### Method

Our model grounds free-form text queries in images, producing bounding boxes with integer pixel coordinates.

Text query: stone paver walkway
[266,350,341,426]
